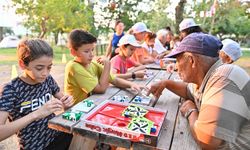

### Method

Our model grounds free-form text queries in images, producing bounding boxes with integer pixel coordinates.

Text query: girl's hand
[60,95,74,109]
[33,99,63,120]
[166,63,176,73]
[135,70,146,78]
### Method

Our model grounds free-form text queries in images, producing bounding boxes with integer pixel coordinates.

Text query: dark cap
[166,32,223,58]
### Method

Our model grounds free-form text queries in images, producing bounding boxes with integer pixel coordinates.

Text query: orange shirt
[130,47,150,64]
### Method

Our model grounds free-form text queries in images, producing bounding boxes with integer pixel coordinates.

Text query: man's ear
[189,55,196,68]
[18,60,26,70]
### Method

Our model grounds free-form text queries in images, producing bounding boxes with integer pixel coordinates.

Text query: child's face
[123,45,137,57]
[73,43,95,66]
[135,32,146,42]
[24,56,53,84]
[146,38,155,48]
[219,51,233,64]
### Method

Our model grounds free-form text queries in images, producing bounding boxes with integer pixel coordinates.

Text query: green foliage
[12,0,95,40]
[192,0,250,42]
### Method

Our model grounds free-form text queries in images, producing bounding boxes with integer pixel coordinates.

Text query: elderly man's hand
[180,100,197,117]
[147,80,167,99]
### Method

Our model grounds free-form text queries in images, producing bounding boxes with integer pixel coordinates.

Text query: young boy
[110,34,146,79]
[65,29,144,105]
[219,39,242,64]
[0,39,73,150]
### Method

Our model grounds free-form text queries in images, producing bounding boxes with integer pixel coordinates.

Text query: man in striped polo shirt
[148,32,250,149]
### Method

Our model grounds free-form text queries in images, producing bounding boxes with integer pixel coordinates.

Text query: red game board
[82,100,167,146]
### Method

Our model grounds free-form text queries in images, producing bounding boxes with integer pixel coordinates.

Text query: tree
[175,0,187,33]
[12,0,94,44]
[93,0,155,33]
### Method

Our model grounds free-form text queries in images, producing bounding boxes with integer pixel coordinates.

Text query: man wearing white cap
[219,39,242,64]
[179,18,203,40]
[129,22,155,64]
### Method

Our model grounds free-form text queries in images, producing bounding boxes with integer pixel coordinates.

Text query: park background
[0,0,250,149]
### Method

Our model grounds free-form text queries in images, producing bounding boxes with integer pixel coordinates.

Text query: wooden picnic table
[48,67,201,150]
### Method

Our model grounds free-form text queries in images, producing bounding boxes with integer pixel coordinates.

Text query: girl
[105,20,125,59]
[0,39,73,150]
[111,34,146,79]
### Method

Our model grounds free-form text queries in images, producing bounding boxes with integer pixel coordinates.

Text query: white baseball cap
[118,34,141,47]
[179,18,199,32]
[221,39,242,61]
[132,22,151,34]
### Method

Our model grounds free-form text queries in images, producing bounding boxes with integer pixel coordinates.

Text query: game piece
[62,110,83,122]
[122,104,148,118]
[151,126,157,133]
[145,71,154,78]
[111,95,130,103]
[127,117,154,135]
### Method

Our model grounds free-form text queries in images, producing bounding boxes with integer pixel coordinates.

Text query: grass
[0,47,249,74]
[0,45,107,65]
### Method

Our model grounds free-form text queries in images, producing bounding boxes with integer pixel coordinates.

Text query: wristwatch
[132,72,136,79]
[184,108,198,119]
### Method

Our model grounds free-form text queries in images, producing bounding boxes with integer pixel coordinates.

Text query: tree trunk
[175,0,187,33]
[39,17,48,38]
[0,27,3,41]
[54,30,60,45]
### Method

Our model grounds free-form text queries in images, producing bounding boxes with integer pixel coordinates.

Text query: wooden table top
[48,68,201,150]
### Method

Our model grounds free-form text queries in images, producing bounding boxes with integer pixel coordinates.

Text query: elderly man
[148,32,250,149]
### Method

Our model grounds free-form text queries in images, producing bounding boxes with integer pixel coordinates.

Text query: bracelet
[132,72,136,79]
[184,108,198,119]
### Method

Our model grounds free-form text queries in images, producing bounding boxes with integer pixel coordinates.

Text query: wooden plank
[132,71,173,150]
[170,110,201,150]
[48,112,82,133]
[133,85,180,150]
[146,63,165,70]
[88,85,121,105]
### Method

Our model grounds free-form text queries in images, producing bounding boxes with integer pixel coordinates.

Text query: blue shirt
[0,75,60,150]
[111,32,124,49]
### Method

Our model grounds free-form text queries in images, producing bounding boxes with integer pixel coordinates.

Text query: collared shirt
[187,60,250,149]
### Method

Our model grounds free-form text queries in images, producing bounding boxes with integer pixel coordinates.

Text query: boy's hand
[96,56,110,65]
[166,63,175,73]
[33,99,63,120]
[60,95,74,109]
[130,83,144,93]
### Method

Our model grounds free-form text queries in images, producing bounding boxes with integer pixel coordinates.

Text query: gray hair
[184,52,219,69]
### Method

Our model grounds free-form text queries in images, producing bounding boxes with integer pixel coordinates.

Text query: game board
[82,100,167,146]
[72,99,96,113]
[111,95,130,103]
[131,90,154,105]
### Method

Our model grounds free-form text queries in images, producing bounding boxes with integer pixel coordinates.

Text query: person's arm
[138,55,155,65]
[105,34,113,58]
[111,77,144,93]
[127,65,146,72]
[148,79,189,99]
[0,100,63,141]
[93,58,111,93]
[180,100,223,149]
